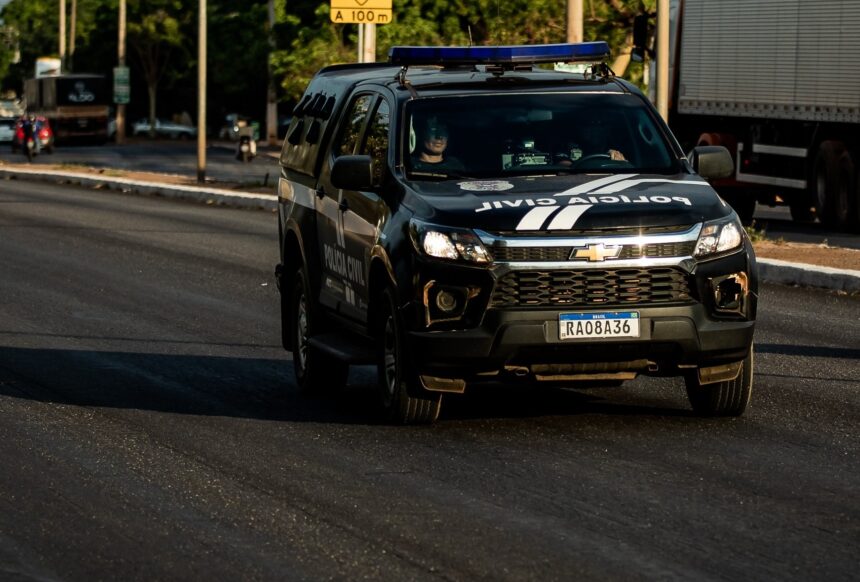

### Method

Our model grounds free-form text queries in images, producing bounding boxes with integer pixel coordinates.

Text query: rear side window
[363,100,390,186]
[336,95,373,156]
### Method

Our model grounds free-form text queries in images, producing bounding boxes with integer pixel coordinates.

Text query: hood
[402,173,732,233]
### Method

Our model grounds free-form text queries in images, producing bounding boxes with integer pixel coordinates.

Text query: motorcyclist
[236,125,257,162]
[21,114,41,155]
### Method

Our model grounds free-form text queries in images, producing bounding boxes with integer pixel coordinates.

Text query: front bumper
[403,245,757,380]
[408,302,754,378]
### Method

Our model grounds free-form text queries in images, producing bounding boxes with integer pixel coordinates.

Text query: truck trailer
[658,0,860,229]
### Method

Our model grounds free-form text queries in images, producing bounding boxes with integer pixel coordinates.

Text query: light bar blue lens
[388,42,610,66]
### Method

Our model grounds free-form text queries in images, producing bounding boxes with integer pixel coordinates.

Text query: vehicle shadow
[0,345,695,424]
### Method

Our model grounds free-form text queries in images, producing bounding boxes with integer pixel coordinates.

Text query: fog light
[436,289,458,312]
[711,272,749,316]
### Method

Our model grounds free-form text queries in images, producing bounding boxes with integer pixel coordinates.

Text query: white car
[0,117,16,143]
[132,118,197,139]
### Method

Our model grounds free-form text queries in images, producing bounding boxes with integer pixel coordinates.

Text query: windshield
[404,93,679,179]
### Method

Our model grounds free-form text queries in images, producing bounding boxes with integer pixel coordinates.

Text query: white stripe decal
[554,174,637,197]
[279,178,315,209]
[592,178,710,194]
[516,206,559,231]
[547,205,594,230]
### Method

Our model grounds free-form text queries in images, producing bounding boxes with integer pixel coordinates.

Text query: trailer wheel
[834,151,855,230]
[812,141,844,227]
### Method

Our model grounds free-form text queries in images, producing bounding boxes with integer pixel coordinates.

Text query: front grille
[490,241,695,262]
[491,267,693,308]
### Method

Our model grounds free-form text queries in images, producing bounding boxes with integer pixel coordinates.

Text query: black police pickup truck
[275,42,757,424]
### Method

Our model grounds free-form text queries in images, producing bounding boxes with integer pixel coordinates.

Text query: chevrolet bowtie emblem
[570,243,622,262]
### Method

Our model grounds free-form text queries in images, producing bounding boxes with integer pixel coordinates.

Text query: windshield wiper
[408,171,467,180]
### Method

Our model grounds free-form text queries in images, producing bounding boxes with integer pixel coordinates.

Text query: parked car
[0,117,16,142]
[132,118,197,139]
[12,116,54,153]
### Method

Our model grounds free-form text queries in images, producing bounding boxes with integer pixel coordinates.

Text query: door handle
[315,187,325,199]
[338,198,349,212]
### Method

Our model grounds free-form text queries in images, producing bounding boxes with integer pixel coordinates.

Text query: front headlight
[409,219,492,264]
[694,216,744,259]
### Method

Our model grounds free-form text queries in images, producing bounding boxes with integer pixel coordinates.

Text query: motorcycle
[24,135,37,162]
[236,130,257,163]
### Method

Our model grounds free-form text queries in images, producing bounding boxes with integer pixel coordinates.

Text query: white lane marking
[516,206,559,231]
[554,174,638,197]
[547,205,594,230]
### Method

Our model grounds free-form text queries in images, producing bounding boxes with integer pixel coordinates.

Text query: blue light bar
[388,42,610,66]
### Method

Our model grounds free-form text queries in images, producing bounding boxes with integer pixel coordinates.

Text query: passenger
[556,124,626,166]
[411,119,464,173]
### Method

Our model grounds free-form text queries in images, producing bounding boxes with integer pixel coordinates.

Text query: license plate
[558,311,640,340]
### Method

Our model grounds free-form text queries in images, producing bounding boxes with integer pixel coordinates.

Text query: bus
[24,74,109,144]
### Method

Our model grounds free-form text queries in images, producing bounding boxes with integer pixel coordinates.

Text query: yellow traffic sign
[331,0,392,24]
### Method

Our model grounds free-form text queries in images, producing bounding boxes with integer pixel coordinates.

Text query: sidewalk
[2,160,858,294]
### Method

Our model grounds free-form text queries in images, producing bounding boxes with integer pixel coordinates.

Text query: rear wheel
[812,141,843,227]
[685,346,753,417]
[290,268,347,394]
[377,287,441,424]
[834,150,854,229]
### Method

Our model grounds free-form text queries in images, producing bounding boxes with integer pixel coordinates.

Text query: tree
[127,2,187,134]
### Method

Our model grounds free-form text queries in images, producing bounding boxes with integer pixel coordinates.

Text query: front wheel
[377,287,441,424]
[685,346,753,417]
[289,268,347,394]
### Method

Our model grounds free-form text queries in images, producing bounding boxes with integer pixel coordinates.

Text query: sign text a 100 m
[330,0,392,24]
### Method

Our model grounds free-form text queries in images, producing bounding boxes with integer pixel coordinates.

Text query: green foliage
[1,0,656,118]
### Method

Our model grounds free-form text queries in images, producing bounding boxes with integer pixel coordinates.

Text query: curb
[0,166,277,211]
[3,167,858,294]
[757,258,860,293]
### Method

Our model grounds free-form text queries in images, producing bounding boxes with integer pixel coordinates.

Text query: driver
[556,124,626,166]
[411,119,464,173]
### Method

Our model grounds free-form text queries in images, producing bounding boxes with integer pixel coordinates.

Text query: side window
[336,94,373,156]
[362,100,390,186]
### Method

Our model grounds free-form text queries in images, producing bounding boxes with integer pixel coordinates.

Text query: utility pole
[197,0,207,183]
[266,0,277,146]
[59,0,66,72]
[69,0,76,71]
[566,0,583,43]
[657,0,669,121]
[116,0,126,144]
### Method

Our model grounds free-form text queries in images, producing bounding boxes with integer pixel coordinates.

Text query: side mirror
[331,155,373,191]
[689,146,734,180]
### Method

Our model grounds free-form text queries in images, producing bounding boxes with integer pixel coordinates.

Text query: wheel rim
[383,314,397,399]
[296,290,309,374]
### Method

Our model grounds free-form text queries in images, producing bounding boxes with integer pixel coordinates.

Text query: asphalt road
[2,140,859,250]
[1,180,858,581]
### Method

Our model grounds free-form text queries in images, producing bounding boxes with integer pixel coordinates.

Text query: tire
[833,150,854,229]
[853,164,860,232]
[812,141,843,227]
[242,151,250,163]
[377,287,442,424]
[289,268,348,394]
[685,346,753,417]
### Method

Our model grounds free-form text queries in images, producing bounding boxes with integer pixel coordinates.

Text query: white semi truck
[649,0,860,229]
